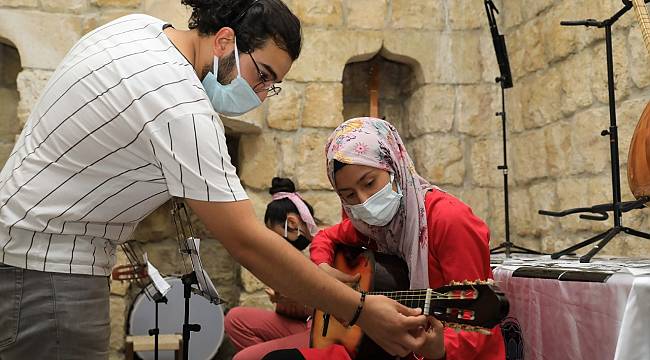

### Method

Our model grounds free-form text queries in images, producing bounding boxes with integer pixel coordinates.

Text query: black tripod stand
[485,0,543,257]
[539,1,650,263]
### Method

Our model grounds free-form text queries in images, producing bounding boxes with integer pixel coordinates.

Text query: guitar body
[310,246,411,360]
[629,0,650,200]
[628,99,650,199]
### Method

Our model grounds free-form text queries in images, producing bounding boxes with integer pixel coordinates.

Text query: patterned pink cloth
[271,192,319,236]
[325,117,438,289]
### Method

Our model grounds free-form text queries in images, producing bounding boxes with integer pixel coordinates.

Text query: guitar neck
[632,0,650,55]
[370,289,433,315]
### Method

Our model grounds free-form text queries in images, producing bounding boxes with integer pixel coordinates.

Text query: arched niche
[342,49,418,137]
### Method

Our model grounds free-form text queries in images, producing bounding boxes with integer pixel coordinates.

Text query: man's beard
[216,51,237,83]
[200,51,237,84]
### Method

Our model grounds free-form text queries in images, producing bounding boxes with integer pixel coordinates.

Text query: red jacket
[307,189,505,360]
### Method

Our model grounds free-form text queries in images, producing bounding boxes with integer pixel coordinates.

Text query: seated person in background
[266,117,506,360]
[225,177,332,360]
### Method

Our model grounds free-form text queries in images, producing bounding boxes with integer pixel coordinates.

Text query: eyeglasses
[247,52,282,97]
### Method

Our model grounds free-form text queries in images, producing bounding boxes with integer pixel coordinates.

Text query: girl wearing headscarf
[225,177,320,360]
[302,117,505,360]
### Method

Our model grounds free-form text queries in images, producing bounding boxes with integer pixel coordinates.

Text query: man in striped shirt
[0,1,429,359]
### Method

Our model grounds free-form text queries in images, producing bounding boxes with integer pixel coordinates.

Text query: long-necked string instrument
[628,0,650,201]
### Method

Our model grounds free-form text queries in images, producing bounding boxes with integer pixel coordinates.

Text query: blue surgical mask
[202,39,262,117]
[345,173,403,226]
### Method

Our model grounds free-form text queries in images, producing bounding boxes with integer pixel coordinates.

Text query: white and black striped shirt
[0,14,247,276]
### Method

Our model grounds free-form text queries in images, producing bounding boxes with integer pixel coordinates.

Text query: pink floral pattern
[324,117,438,289]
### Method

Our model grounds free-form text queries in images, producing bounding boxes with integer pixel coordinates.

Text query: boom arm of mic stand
[560,19,602,27]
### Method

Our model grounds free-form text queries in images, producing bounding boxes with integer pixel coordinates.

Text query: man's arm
[187,198,428,356]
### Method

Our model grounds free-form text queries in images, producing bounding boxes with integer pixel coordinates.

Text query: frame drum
[128,277,225,360]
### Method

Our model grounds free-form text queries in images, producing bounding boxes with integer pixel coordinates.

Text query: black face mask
[285,234,310,251]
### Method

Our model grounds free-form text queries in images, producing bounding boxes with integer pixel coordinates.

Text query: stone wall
[3,0,650,359]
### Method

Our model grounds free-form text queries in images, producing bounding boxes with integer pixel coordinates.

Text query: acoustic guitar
[310,246,509,360]
[628,0,650,200]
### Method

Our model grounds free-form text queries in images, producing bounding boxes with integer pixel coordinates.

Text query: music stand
[485,0,544,257]
[171,199,225,360]
[117,241,169,360]
[538,0,650,263]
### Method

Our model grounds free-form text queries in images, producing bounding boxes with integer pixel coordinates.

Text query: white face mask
[345,173,403,226]
[201,39,262,117]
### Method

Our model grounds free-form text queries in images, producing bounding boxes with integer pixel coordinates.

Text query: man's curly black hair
[180,0,302,60]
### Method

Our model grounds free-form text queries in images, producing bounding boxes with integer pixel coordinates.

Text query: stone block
[238,133,280,190]
[287,29,382,82]
[629,24,650,89]
[455,187,490,223]
[509,19,546,77]
[592,33,629,104]
[0,88,19,140]
[435,31,483,84]
[302,82,343,128]
[470,137,502,187]
[238,292,274,310]
[278,135,297,179]
[300,190,341,226]
[41,0,87,13]
[144,0,191,30]
[267,81,304,131]
[448,0,485,30]
[487,188,505,242]
[541,2,578,64]
[0,0,37,7]
[521,0,554,21]
[295,0,343,27]
[521,68,562,129]
[568,107,610,176]
[246,189,272,222]
[0,10,83,70]
[617,98,647,165]
[16,69,53,126]
[502,0,523,30]
[529,182,558,234]
[510,187,533,237]
[510,129,548,184]
[240,267,267,293]
[410,133,465,186]
[479,32,500,83]
[91,0,140,8]
[295,129,333,190]
[109,295,127,353]
[456,84,499,137]
[406,84,454,137]
[344,0,387,30]
[390,0,445,30]
[82,10,135,35]
[560,50,594,116]
[544,122,572,177]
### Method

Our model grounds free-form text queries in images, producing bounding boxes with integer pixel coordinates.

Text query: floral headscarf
[325,117,438,289]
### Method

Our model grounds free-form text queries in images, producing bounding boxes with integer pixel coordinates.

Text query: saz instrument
[628,0,650,200]
[310,247,509,360]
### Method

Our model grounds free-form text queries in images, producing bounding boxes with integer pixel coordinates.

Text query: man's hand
[318,263,361,285]
[412,317,446,359]
[356,295,428,357]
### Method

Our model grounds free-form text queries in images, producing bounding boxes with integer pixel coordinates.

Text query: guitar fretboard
[371,289,430,312]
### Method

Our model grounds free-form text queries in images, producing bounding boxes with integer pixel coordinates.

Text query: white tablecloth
[492,255,650,360]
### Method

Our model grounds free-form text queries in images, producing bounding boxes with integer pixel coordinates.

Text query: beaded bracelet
[347,291,367,327]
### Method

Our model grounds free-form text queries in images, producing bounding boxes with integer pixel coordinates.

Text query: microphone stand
[539,0,650,263]
[485,0,543,257]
